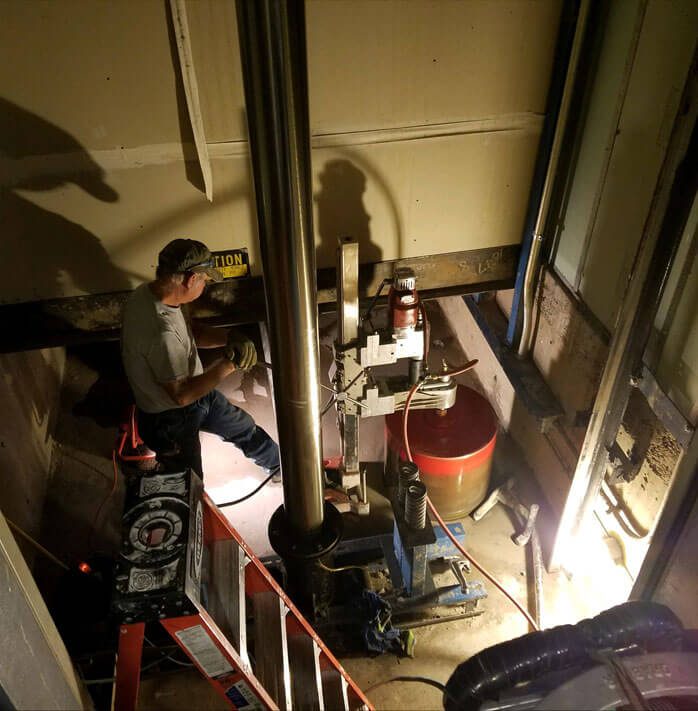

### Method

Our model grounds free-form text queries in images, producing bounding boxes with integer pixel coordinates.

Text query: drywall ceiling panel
[574,0,697,330]
[306,0,562,132]
[0,0,185,152]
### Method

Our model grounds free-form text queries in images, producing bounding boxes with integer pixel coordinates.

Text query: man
[121,238,281,482]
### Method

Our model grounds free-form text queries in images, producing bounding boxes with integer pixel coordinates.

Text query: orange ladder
[113,493,373,710]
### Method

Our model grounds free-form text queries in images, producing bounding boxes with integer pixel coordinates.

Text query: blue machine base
[383,520,487,605]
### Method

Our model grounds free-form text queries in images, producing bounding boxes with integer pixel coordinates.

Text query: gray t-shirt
[121,283,203,413]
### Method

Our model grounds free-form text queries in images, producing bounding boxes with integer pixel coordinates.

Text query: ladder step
[321,670,349,711]
[208,539,249,669]
[252,591,291,710]
[288,635,324,711]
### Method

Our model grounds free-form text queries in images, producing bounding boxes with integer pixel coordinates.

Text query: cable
[365,675,458,705]
[216,470,276,508]
[600,479,648,539]
[81,654,192,686]
[418,300,431,372]
[144,636,194,668]
[317,561,367,574]
[401,360,540,632]
[88,449,119,552]
[6,519,70,571]
[361,278,392,323]
[321,393,336,417]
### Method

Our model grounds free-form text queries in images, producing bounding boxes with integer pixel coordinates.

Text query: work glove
[224,331,257,371]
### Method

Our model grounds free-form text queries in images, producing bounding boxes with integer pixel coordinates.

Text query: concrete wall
[1,0,562,303]
[0,349,66,562]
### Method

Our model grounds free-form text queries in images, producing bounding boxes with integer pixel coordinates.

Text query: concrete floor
[37,303,633,709]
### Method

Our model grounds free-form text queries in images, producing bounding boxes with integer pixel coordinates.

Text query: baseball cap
[157,239,223,282]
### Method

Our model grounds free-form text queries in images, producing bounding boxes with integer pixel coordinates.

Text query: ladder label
[225,680,264,710]
[175,625,234,678]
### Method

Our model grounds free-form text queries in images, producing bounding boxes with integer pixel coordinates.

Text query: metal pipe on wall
[235,0,324,536]
[517,0,592,358]
[505,0,582,350]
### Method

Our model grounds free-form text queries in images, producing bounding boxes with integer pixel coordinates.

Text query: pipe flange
[268,502,343,561]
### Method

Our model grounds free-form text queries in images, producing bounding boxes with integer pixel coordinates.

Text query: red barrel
[385,384,497,520]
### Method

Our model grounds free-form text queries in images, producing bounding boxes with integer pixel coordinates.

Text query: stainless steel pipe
[517,0,592,358]
[236,0,324,535]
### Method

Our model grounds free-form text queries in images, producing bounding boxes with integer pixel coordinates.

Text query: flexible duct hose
[444,600,683,711]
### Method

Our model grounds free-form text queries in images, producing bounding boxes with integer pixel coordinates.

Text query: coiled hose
[444,600,684,711]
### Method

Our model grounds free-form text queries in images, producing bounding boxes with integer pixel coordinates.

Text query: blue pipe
[506,0,581,348]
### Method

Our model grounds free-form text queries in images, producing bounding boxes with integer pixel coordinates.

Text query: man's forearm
[167,359,236,406]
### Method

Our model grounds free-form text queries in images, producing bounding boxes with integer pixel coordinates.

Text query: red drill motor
[388,267,420,332]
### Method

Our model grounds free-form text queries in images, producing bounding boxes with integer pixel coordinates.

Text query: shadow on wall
[0,98,131,303]
[314,159,383,270]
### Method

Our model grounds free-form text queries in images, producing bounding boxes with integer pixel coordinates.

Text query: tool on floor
[513,503,539,546]
[471,479,544,629]
[111,468,372,711]
[471,478,515,522]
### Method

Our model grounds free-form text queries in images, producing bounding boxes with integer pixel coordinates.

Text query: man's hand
[224,331,257,371]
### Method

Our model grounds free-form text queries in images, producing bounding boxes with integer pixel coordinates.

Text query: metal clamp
[449,559,472,595]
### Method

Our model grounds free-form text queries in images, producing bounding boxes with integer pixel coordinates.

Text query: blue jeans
[137,390,280,478]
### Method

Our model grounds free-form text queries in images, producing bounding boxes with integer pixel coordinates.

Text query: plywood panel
[0,512,86,709]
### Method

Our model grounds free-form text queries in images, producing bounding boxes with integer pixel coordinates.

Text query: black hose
[216,471,276,507]
[444,601,684,711]
[361,278,392,323]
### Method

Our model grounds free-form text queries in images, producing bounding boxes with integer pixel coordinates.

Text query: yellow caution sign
[211,249,250,279]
